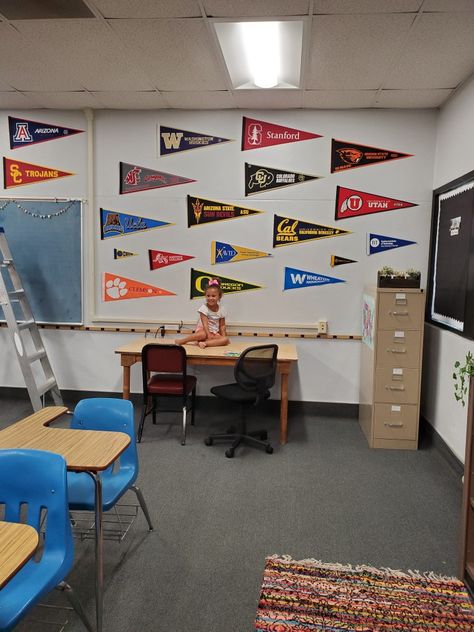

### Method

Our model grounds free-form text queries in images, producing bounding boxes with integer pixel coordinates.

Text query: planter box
[377,274,420,289]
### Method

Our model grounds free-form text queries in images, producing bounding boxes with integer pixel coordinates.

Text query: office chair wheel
[265,445,273,454]
[225,448,235,458]
[204,437,213,446]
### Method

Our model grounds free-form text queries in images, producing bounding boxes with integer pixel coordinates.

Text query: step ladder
[0,227,63,411]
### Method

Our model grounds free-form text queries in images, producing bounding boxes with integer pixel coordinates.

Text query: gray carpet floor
[1,395,463,632]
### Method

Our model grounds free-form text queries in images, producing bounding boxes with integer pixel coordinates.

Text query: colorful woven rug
[256,555,474,631]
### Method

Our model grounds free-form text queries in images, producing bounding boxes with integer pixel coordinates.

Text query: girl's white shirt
[197,303,227,334]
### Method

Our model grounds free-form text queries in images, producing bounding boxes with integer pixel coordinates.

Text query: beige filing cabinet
[359,286,425,449]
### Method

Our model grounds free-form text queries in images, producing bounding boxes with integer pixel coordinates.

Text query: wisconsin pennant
[9,116,83,149]
[100,209,172,239]
[159,125,232,155]
[284,267,345,290]
[120,161,195,194]
[187,196,262,227]
[211,240,271,264]
[3,157,74,188]
[273,214,351,248]
[241,117,321,151]
[330,255,357,267]
[114,248,137,259]
[190,268,262,299]
[367,232,416,255]
[149,249,194,270]
[335,186,417,220]
[103,272,175,301]
[331,139,412,173]
[245,163,320,196]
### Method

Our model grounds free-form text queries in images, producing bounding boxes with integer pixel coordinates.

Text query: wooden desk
[115,339,298,444]
[0,521,39,589]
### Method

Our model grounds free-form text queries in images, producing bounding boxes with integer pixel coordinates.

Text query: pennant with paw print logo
[102,273,175,301]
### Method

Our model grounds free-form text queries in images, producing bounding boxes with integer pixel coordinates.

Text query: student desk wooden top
[115,339,298,444]
[0,521,39,589]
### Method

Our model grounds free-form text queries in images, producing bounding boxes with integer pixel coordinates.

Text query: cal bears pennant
[273,214,351,248]
[330,255,357,267]
[284,267,345,290]
[187,196,262,227]
[159,125,232,155]
[100,209,172,239]
[190,269,262,298]
[335,186,417,220]
[367,233,416,255]
[114,248,137,259]
[241,117,321,151]
[211,240,271,264]
[331,139,412,173]
[9,116,83,149]
[103,273,175,301]
[3,157,74,188]
[245,163,320,196]
[149,249,194,270]
[120,161,195,194]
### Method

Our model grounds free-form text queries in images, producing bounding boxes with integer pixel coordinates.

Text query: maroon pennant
[120,161,195,194]
[149,249,194,270]
[335,186,417,220]
[331,139,412,173]
[242,117,322,150]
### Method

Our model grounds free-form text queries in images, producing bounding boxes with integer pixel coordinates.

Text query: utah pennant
[114,248,137,259]
[9,116,83,149]
[284,267,345,291]
[187,196,262,227]
[273,214,351,248]
[335,186,417,220]
[241,117,321,150]
[3,157,74,188]
[120,161,195,194]
[330,255,357,267]
[149,249,194,270]
[211,240,271,264]
[245,163,320,196]
[100,209,172,239]
[190,268,262,299]
[331,139,412,173]
[367,232,416,255]
[103,273,174,301]
[159,125,232,155]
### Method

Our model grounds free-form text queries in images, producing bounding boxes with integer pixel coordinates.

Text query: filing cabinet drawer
[375,330,422,367]
[377,291,424,330]
[374,367,420,403]
[373,404,418,440]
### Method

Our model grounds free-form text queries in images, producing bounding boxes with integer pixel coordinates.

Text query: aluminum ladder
[0,227,63,411]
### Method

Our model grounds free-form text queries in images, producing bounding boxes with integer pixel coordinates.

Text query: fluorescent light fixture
[241,22,280,88]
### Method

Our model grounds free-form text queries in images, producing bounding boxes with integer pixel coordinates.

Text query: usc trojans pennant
[3,157,74,188]
[241,117,321,150]
[102,273,175,301]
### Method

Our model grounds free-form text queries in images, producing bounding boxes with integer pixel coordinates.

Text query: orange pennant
[102,272,175,301]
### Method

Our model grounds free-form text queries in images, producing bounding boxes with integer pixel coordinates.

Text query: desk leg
[87,472,104,632]
[122,365,130,400]
[280,371,289,446]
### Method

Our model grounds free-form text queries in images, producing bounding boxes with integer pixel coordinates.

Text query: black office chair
[205,344,278,458]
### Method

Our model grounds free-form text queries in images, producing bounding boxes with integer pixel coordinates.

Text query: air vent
[0,0,94,20]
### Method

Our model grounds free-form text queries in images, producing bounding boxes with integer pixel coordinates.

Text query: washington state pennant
[284,266,345,290]
[149,249,194,270]
[273,214,351,248]
[335,186,417,220]
[211,240,271,264]
[3,157,74,188]
[100,209,172,239]
[190,268,262,299]
[103,272,175,301]
[241,117,321,151]
[330,255,357,267]
[367,232,416,255]
[245,163,320,196]
[187,196,262,227]
[159,125,232,155]
[113,248,137,259]
[9,116,83,149]
[120,161,195,194]
[331,139,412,173]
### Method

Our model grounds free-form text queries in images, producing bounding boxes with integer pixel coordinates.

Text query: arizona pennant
[241,117,321,151]
[103,272,175,301]
[335,186,417,220]
[159,125,232,155]
[331,139,412,173]
[284,267,345,290]
[149,249,194,270]
[187,196,262,227]
[190,268,262,299]
[245,163,320,196]
[114,248,137,259]
[330,255,357,267]
[211,240,271,264]
[120,161,195,194]
[3,157,74,188]
[367,233,416,255]
[9,116,83,149]
[273,214,351,248]
[100,209,172,239]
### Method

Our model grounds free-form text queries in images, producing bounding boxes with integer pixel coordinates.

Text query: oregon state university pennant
[9,116,83,149]
[159,125,232,155]
[120,162,195,194]
[211,240,271,264]
[3,158,74,188]
[331,140,412,173]
[241,117,321,150]
[273,214,351,248]
[103,273,175,301]
[245,163,320,196]
[100,209,172,239]
[335,186,417,220]
[149,249,194,270]
[187,196,262,227]
[190,269,262,299]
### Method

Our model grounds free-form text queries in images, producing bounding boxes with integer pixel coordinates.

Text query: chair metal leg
[58,581,94,632]
[137,401,148,443]
[181,406,187,446]
[130,484,154,531]
[191,387,196,425]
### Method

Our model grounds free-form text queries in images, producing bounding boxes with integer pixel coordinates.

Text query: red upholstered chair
[137,344,197,445]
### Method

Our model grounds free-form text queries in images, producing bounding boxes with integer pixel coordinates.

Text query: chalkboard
[0,199,82,324]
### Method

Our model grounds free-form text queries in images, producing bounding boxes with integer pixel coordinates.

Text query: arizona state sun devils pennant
[241,117,321,150]
[187,196,262,227]
[330,255,357,267]
[273,214,351,248]
[335,186,417,220]
[211,240,271,264]
[331,140,412,173]
[245,163,320,196]
[9,116,84,149]
[190,269,262,298]
[159,125,232,155]
[120,161,195,194]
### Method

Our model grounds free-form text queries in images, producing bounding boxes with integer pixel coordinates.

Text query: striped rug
[255,555,474,631]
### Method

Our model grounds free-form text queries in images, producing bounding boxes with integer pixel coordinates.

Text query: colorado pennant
[273,214,351,248]
[335,186,417,220]
[245,163,320,196]
[330,255,357,267]
[103,272,175,301]
[100,209,172,239]
[159,125,232,155]
[241,117,321,151]
[367,232,416,255]
[284,267,345,291]
[211,240,271,264]
[331,139,412,173]
[149,249,194,270]
[114,248,137,259]
[3,157,74,188]
[190,268,262,299]
[187,196,262,227]
[120,161,195,194]
[9,116,83,149]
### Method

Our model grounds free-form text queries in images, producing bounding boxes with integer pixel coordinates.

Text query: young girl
[175,279,229,349]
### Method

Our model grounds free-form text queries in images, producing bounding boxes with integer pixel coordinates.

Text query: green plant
[406,268,421,279]
[453,351,474,406]
[378,266,395,276]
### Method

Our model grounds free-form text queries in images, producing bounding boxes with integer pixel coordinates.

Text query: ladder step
[1,259,12,265]
[26,349,47,362]
[8,289,25,298]
[37,377,58,397]
[17,320,35,330]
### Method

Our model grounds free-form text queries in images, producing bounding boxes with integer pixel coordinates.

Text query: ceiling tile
[0,91,42,108]
[313,0,422,13]
[92,91,168,109]
[423,0,474,11]
[164,91,235,108]
[92,0,201,18]
[373,88,453,108]
[233,90,303,109]
[26,91,104,108]
[303,90,377,108]
[0,0,94,19]
[203,0,309,17]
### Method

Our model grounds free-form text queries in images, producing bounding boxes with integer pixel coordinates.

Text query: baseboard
[420,416,464,479]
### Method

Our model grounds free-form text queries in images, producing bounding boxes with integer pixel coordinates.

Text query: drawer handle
[384,422,404,428]
[386,385,405,391]
[389,310,409,316]
[388,348,407,354]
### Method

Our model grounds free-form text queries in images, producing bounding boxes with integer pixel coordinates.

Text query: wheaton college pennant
[273,214,351,248]
[331,139,412,173]
[149,249,194,270]
[211,240,271,264]
[9,116,83,149]
[245,163,320,196]
[100,209,172,239]
[120,161,195,194]
[159,125,232,155]
[3,157,74,188]
[103,273,175,301]
[241,117,321,151]
[367,232,416,255]
[190,269,262,299]
[335,186,417,220]
[187,196,262,227]
[284,267,345,291]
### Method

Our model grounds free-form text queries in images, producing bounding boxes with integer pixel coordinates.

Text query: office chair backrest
[142,343,187,374]
[235,345,278,394]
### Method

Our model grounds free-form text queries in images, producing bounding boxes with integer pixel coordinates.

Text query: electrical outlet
[318,320,328,334]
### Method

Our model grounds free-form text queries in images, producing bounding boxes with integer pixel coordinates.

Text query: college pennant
[3,157,74,188]
[211,240,271,264]
[149,249,194,270]
[100,209,172,239]
[120,161,195,194]
[8,116,83,149]
[114,248,137,259]
[273,214,351,248]
[335,186,417,220]
[159,125,232,155]
[187,196,262,227]
[331,140,412,173]
[245,163,320,196]
[241,117,322,151]
[367,232,416,255]
[103,272,175,301]
[284,266,345,291]
[330,255,357,267]
[190,268,262,299]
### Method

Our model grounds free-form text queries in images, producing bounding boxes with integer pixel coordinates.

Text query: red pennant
[242,117,321,150]
[149,249,194,270]
[335,186,417,220]
[3,157,74,188]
